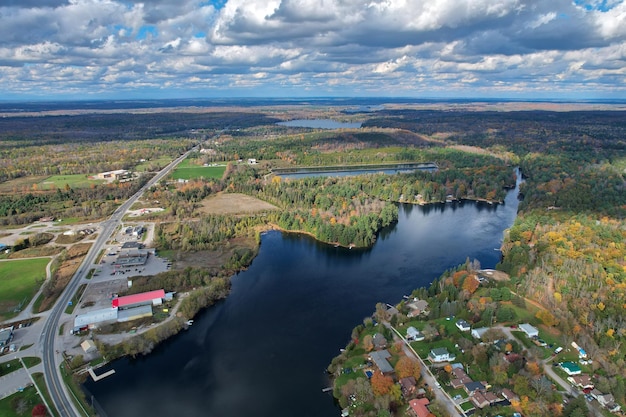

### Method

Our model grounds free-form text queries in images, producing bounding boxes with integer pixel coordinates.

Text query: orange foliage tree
[371,372,394,396]
[395,356,421,379]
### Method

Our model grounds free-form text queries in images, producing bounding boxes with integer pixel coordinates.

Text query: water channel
[85,172,522,417]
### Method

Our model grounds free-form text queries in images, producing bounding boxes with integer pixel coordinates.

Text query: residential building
[369,350,394,374]
[400,376,417,397]
[406,299,429,317]
[408,398,433,417]
[373,333,387,350]
[560,361,582,376]
[429,347,455,363]
[456,320,470,332]
[568,374,594,390]
[470,391,500,409]
[501,388,519,402]
[406,327,424,341]
[464,381,486,395]
[519,323,539,338]
[471,327,490,339]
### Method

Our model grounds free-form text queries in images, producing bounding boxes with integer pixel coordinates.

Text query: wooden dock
[88,367,116,382]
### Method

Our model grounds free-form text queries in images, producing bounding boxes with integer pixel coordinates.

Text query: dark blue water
[276,119,362,129]
[85,174,521,417]
[279,168,436,180]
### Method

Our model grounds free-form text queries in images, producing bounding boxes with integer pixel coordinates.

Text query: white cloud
[0,0,624,98]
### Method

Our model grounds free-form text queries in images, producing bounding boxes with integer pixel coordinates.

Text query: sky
[0,0,625,100]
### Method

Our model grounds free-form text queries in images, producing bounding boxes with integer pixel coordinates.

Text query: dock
[88,367,116,382]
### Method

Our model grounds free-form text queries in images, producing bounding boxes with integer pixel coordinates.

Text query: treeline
[0,139,194,182]
[0,175,152,225]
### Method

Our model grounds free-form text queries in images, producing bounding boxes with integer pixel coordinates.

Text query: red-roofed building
[112,289,165,309]
[408,398,434,417]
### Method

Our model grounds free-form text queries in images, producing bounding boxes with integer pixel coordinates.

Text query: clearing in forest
[199,193,278,215]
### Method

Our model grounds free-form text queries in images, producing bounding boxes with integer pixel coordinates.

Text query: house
[406,299,429,317]
[373,333,388,350]
[501,388,519,402]
[560,361,582,376]
[429,347,455,363]
[400,376,417,397]
[450,368,473,389]
[471,327,490,339]
[408,398,433,417]
[464,381,486,395]
[456,320,471,332]
[407,327,425,341]
[470,391,500,409]
[592,391,621,412]
[519,323,539,338]
[568,374,594,390]
[369,350,394,374]
[504,353,523,364]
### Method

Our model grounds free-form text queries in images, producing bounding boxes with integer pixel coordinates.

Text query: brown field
[0,176,49,194]
[37,242,92,312]
[198,192,278,215]
[171,236,258,272]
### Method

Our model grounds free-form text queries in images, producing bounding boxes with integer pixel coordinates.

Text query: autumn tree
[32,404,47,417]
[371,371,394,396]
[363,334,374,352]
[395,355,421,379]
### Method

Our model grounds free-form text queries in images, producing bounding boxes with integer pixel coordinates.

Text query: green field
[171,160,226,180]
[0,258,49,318]
[38,174,104,190]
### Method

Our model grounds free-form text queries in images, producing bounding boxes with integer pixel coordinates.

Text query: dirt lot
[198,192,278,215]
[171,236,258,272]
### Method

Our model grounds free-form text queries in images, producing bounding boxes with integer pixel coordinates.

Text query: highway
[41,147,195,417]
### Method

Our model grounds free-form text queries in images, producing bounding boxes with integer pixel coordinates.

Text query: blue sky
[0,0,625,100]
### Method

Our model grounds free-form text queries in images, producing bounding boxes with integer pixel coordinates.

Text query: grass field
[38,174,104,190]
[171,160,226,180]
[0,384,41,417]
[0,258,49,318]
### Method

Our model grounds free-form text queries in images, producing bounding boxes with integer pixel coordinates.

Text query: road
[40,147,195,417]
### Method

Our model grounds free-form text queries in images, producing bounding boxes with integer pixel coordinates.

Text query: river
[84,173,522,417]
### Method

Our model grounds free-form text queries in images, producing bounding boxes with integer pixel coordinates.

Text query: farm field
[0,258,49,319]
[170,160,226,180]
[37,174,104,190]
[198,192,278,215]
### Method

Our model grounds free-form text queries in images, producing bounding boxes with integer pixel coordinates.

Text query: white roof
[74,307,118,328]
[519,323,538,335]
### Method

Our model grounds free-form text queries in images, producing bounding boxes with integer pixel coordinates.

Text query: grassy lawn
[33,372,57,417]
[22,357,41,368]
[0,359,22,377]
[134,156,173,172]
[410,338,458,359]
[60,364,94,417]
[38,175,104,190]
[0,384,41,417]
[0,258,49,319]
[171,160,226,180]
[460,401,475,411]
[65,284,87,314]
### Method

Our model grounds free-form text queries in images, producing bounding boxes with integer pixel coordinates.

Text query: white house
[519,323,539,338]
[429,347,455,363]
[406,327,425,341]
[456,320,471,332]
[471,327,490,339]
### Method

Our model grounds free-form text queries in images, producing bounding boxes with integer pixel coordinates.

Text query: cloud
[0,0,624,99]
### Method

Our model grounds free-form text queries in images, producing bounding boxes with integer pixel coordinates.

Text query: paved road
[388,325,464,417]
[41,147,196,417]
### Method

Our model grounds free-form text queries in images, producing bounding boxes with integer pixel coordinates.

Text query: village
[329,271,623,417]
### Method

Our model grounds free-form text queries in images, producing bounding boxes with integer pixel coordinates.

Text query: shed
[81,339,97,353]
